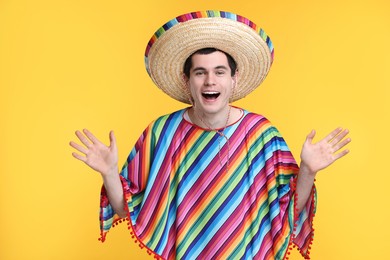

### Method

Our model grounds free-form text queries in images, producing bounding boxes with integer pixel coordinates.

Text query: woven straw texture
[145,12,274,104]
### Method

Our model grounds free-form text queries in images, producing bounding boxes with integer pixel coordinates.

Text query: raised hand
[300,128,351,175]
[69,129,118,176]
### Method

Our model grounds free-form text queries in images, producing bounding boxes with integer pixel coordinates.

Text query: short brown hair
[183,48,237,78]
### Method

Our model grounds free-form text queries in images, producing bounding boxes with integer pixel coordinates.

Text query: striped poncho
[99,108,316,259]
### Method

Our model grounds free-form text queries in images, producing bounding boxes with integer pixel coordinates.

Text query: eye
[216,70,226,76]
[194,71,205,76]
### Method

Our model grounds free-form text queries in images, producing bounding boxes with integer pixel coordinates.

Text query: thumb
[306,129,316,144]
[109,130,117,150]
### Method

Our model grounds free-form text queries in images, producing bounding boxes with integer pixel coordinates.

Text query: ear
[232,70,239,85]
[182,73,189,85]
[181,73,191,96]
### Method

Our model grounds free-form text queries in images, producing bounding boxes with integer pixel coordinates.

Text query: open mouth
[202,91,220,100]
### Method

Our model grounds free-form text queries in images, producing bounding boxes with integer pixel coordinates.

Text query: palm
[70,129,118,175]
[300,128,350,174]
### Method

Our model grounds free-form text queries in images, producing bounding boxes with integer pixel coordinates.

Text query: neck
[190,105,233,130]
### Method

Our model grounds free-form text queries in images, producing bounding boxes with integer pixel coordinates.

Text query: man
[70,11,350,259]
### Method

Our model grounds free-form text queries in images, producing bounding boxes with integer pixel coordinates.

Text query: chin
[199,102,227,114]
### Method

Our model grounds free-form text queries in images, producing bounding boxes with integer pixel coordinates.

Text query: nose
[205,73,216,86]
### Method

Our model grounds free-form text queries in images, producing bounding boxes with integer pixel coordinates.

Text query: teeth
[202,91,220,100]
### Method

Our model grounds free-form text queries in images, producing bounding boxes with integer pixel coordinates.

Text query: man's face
[185,51,237,116]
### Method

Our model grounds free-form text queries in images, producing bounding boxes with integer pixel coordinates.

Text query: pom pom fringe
[99,176,163,259]
[282,177,316,260]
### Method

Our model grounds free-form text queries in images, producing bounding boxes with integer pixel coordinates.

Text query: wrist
[299,162,317,177]
[101,166,119,179]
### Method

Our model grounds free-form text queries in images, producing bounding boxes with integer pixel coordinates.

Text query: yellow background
[1,0,389,259]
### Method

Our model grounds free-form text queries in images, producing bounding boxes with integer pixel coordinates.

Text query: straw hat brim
[145,12,274,104]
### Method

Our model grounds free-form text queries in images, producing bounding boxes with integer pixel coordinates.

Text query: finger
[83,129,101,145]
[333,149,350,161]
[69,141,88,155]
[75,130,92,147]
[324,127,343,143]
[330,129,349,145]
[109,131,117,150]
[306,129,316,143]
[332,137,351,152]
[72,151,87,162]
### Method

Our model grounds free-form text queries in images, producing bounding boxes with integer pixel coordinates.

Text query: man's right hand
[69,129,118,177]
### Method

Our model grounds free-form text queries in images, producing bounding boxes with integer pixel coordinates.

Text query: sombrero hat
[144,10,274,104]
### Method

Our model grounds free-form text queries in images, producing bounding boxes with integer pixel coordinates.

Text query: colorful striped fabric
[99,108,316,259]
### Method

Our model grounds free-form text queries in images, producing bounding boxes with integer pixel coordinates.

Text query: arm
[70,129,127,218]
[296,128,351,213]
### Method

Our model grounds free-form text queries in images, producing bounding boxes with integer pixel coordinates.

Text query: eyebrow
[191,65,229,72]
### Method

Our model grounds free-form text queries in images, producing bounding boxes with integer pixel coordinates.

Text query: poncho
[99,108,316,259]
